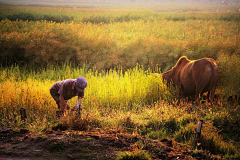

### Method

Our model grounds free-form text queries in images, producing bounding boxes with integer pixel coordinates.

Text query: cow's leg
[209,75,218,103]
[209,87,217,104]
[195,82,205,103]
[208,62,218,103]
[206,91,210,100]
[176,82,185,100]
[176,86,181,99]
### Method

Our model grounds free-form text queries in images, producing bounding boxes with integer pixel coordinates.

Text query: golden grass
[0,65,239,158]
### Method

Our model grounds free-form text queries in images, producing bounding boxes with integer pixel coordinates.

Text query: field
[1,1,240,160]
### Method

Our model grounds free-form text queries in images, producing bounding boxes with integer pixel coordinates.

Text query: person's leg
[50,90,60,108]
[50,90,64,117]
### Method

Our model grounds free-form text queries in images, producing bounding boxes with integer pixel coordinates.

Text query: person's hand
[66,104,70,110]
[58,101,69,111]
[71,106,78,111]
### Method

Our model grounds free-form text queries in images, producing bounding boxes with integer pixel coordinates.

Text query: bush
[52,114,103,131]
[116,149,151,160]
[216,53,240,96]
[200,122,239,157]
[174,122,195,144]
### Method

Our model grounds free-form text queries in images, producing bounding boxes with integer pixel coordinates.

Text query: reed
[0,64,172,126]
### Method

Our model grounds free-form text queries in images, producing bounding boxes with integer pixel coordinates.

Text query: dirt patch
[0,127,211,160]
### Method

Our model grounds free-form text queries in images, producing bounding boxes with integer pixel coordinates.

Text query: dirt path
[0,127,210,160]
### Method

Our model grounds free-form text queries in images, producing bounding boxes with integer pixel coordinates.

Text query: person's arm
[59,95,67,111]
[71,92,83,111]
[79,91,84,98]
[76,97,81,109]
[71,97,81,111]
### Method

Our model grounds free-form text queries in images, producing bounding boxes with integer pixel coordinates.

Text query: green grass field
[0,2,240,159]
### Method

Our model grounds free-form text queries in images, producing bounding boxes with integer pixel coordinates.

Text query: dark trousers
[50,89,60,109]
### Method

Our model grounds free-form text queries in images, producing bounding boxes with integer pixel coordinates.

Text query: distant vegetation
[0,4,239,95]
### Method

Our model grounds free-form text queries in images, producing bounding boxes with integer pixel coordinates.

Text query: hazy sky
[1,0,240,7]
[0,0,234,4]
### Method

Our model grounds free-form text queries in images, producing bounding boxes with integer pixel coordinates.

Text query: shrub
[216,53,240,96]
[174,122,195,145]
[212,109,240,141]
[52,114,103,131]
[116,149,151,160]
[200,123,239,157]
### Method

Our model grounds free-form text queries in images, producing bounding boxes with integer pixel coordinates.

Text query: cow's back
[181,58,218,97]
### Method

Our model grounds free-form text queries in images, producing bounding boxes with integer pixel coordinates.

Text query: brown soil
[0,127,211,160]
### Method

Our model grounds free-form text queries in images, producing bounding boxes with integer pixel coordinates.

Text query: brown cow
[162,56,218,101]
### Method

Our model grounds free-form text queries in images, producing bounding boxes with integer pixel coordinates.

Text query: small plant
[36,134,48,142]
[200,122,239,157]
[116,148,151,160]
[147,131,161,140]
[174,122,195,145]
[52,120,69,131]
[120,116,136,129]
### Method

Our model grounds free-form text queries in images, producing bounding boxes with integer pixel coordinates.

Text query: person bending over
[50,77,87,116]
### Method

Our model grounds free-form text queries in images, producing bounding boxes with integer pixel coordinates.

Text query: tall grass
[0,64,173,126]
[0,65,240,158]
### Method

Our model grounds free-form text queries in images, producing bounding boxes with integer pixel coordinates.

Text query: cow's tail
[209,61,218,101]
